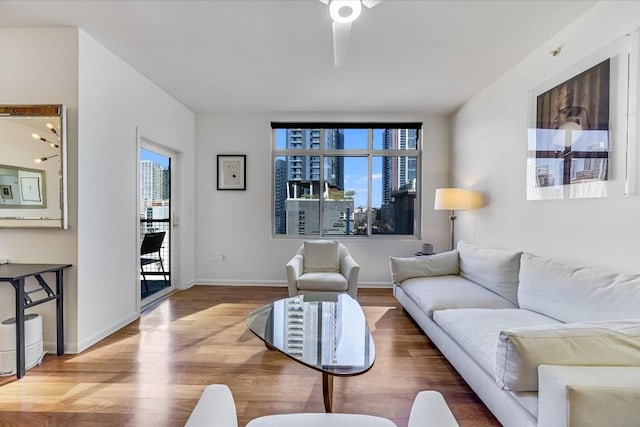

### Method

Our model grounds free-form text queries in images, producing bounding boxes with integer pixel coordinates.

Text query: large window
[272,123,421,237]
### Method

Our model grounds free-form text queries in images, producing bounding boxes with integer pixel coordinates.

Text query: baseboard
[193,279,286,287]
[68,311,139,354]
[192,279,392,288]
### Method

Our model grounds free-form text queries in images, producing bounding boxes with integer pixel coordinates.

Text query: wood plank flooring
[0,286,500,426]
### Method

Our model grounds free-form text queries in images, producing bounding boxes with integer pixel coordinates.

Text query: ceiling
[0,0,596,114]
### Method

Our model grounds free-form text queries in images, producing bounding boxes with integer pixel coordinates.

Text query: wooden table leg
[322,372,333,413]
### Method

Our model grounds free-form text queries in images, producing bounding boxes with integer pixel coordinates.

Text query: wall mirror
[0,105,67,228]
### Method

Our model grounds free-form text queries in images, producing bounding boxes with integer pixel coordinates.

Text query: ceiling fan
[317,0,383,67]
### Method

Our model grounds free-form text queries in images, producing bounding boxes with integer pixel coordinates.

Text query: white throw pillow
[495,319,640,392]
[389,250,459,283]
[457,241,522,305]
[303,240,340,272]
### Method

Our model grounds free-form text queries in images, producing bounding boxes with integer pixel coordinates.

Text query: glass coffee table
[247,292,376,412]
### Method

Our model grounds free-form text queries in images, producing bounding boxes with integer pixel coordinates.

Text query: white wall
[76,30,195,352]
[0,28,79,349]
[452,1,640,274]
[194,113,450,286]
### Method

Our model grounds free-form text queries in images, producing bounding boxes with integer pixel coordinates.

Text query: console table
[0,263,71,379]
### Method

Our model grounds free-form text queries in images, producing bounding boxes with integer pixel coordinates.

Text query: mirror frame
[0,105,68,229]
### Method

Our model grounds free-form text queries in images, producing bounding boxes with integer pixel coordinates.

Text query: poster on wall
[527,59,611,200]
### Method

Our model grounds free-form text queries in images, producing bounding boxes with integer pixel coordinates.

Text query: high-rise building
[381,129,418,232]
[274,159,287,234]
[285,128,344,197]
[381,128,418,204]
[162,168,171,200]
[140,160,165,203]
[275,129,346,234]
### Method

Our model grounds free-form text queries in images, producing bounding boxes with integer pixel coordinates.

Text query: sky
[140,148,169,168]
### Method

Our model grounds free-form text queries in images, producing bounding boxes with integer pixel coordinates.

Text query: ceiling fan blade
[332,21,352,67]
[362,0,382,8]
[317,0,329,4]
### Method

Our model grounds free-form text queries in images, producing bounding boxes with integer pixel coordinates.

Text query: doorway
[139,144,173,303]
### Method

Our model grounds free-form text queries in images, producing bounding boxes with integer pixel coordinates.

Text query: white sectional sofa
[390,241,640,427]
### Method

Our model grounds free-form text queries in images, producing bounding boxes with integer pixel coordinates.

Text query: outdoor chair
[140,231,168,293]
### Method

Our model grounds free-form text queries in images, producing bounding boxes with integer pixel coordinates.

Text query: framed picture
[527,58,612,200]
[217,154,246,190]
[0,185,12,199]
[20,176,42,202]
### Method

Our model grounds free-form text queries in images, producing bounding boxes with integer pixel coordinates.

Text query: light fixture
[46,122,59,137]
[434,188,473,251]
[32,132,59,149]
[34,154,59,163]
[329,0,362,24]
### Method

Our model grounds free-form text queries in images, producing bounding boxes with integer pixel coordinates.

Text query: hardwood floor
[0,286,500,426]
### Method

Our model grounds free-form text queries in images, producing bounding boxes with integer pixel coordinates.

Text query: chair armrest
[340,254,360,298]
[538,365,640,427]
[286,254,304,297]
[185,384,238,427]
[408,391,459,427]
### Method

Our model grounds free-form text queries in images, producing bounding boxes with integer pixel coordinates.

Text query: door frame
[137,131,178,309]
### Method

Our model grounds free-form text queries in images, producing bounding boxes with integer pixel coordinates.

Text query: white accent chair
[286,240,360,298]
[185,384,459,427]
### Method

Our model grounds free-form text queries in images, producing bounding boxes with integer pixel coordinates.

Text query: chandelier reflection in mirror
[0,105,67,228]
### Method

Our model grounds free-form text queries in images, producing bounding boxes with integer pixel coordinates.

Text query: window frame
[271,122,422,239]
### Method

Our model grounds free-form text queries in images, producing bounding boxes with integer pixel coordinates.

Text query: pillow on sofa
[457,241,522,305]
[304,240,340,272]
[389,250,459,283]
[495,319,640,392]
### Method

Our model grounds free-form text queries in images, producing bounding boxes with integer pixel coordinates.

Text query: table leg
[56,269,64,355]
[322,372,334,413]
[13,278,26,379]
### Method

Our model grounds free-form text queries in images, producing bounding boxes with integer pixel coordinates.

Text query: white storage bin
[0,313,45,376]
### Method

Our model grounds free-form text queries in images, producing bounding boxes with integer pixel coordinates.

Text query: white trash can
[0,313,45,376]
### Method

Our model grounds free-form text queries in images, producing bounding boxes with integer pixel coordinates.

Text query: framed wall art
[0,185,12,199]
[526,31,638,201]
[217,154,246,190]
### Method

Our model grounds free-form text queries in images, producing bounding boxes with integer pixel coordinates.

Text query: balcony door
[139,143,174,305]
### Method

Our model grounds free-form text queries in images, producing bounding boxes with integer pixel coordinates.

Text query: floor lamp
[434,188,471,251]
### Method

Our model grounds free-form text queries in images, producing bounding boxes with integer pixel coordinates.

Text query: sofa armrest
[407,391,459,427]
[538,365,640,427]
[340,254,360,298]
[286,254,304,296]
[185,384,239,427]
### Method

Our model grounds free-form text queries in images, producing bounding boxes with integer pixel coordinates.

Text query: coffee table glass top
[247,292,375,376]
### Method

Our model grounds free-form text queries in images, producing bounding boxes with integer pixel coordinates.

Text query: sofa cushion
[389,250,459,283]
[433,308,559,377]
[496,319,640,392]
[457,241,522,305]
[304,240,340,273]
[518,253,640,322]
[399,275,517,318]
[297,272,348,292]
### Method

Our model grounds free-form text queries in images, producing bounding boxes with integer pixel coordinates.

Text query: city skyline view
[273,125,419,236]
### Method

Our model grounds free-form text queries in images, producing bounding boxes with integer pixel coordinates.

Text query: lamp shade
[434,188,471,211]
